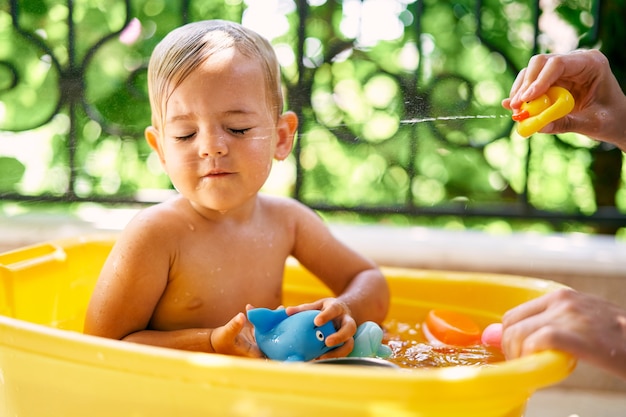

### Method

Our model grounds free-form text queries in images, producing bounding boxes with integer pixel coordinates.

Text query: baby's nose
[198,133,228,157]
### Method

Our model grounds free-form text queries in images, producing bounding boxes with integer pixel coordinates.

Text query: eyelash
[173,128,251,141]
[174,133,195,141]
[229,128,251,136]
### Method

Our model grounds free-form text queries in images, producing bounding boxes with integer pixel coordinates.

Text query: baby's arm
[84,212,172,342]
[123,312,261,357]
[83,210,261,357]
[286,202,390,353]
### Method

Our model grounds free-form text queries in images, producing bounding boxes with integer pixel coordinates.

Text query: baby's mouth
[203,169,232,178]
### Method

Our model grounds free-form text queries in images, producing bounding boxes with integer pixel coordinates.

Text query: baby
[84,20,389,359]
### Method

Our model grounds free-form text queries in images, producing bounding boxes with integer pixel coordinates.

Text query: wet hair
[147,19,283,131]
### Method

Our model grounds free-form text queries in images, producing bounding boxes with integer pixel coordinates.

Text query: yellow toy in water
[512,86,575,137]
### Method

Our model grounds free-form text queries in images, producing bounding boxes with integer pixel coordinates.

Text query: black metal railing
[1,0,624,231]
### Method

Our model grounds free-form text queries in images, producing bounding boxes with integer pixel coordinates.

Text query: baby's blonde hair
[147,20,283,132]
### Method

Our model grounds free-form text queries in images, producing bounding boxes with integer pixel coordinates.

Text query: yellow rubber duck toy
[512,86,575,137]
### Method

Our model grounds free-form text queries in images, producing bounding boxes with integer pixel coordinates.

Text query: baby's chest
[151,256,286,329]
[172,264,284,302]
[150,222,295,328]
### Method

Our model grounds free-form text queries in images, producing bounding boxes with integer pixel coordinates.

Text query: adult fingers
[502,292,552,328]
[505,67,528,109]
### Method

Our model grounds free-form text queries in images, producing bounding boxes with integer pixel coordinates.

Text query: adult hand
[501,288,626,380]
[502,49,626,151]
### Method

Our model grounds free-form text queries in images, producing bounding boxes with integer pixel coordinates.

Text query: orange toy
[512,86,575,137]
[423,309,482,346]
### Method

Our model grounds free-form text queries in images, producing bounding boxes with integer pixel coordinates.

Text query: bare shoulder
[258,194,321,221]
[126,196,188,230]
[257,194,335,250]
[115,196,192,251]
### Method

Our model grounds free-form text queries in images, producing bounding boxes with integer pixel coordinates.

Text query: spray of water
[399,114,509,125]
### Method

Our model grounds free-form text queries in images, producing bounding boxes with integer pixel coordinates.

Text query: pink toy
[481,323,503,349]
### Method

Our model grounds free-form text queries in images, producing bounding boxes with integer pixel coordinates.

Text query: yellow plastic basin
[0,234,575,417]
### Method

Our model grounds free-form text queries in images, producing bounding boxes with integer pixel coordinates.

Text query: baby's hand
[286,298,357,356]
[210,312,263,358]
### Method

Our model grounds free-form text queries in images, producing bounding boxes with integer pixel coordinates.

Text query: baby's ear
[274,111,298,161]
[145,126,165,164]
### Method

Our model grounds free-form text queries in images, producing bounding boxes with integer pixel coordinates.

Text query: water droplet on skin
[187,297,203,310]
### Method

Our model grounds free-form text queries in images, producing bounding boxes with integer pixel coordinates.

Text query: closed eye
[174,132,195,141]
[229,128,251,136]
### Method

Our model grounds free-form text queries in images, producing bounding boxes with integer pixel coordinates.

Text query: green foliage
[0,157,25,191]
[296,0,522,210]
[0,0,623,232]
[0,12,60,130]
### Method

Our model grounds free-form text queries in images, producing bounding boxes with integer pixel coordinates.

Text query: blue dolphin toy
[247,307,392,362]
[247,308,339,362]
